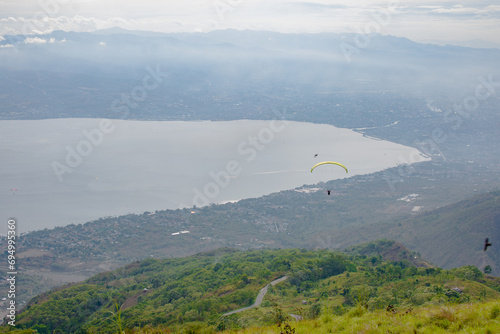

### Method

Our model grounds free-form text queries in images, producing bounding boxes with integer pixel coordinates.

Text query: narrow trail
[223,276,288,316]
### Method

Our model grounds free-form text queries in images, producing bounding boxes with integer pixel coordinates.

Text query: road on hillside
[223,276,288,316]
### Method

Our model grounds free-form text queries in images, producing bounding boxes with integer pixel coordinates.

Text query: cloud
[432,5,491,16]
[0,15,132,36]
[19,36,61,45]
[24,36,47,44]
[1,17,19,23]
[403,3,500,18]
[291,2,349,11]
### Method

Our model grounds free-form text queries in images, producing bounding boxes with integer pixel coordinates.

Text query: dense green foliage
[7,243,500,333]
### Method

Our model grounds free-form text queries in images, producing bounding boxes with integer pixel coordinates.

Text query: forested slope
[6,242,500,333]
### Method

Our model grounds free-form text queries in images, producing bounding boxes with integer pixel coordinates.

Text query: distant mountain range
[1,28,499,122]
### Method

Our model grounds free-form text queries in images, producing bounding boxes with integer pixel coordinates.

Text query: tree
[484,265,492,275]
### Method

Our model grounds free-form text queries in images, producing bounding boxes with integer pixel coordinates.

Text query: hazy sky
[1,1,500,46]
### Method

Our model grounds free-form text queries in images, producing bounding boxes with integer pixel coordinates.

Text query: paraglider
[310,161,348,173]
[310,161,348,195]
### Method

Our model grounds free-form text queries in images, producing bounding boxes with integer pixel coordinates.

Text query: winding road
[223,276,288,316]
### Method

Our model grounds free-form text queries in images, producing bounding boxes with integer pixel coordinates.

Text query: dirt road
[223,276,288,316]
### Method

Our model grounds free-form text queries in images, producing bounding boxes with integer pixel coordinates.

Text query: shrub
[490,304,500,319]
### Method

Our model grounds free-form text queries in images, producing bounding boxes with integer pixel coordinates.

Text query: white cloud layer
[24,36,49,44]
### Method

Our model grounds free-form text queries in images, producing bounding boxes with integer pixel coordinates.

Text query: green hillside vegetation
[343,239,433,268]
[5,242,500,333]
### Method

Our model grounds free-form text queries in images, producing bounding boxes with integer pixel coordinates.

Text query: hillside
[387,191,500,273]
[343,239,433,268]
[219,301,500,334]
[4,243,500,333]
[325,190,500,275]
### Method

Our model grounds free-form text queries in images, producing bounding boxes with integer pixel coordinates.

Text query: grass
[219,301,500,334]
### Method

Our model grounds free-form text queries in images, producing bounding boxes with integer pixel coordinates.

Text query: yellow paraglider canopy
[310,161,348,173]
